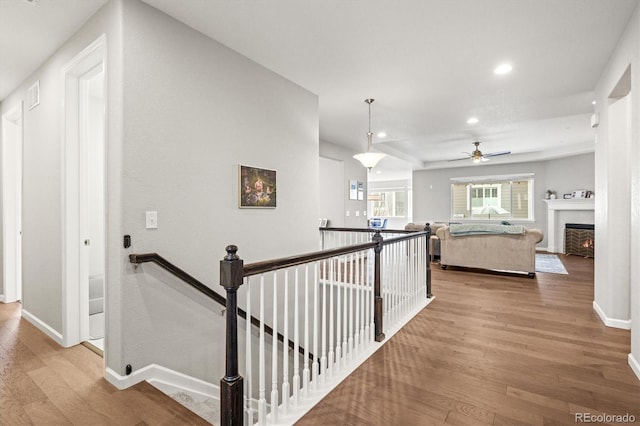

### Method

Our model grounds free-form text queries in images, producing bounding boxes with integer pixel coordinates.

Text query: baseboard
[105,363,219,400]
[629,353,640,381]
[21,309,65,346]
[535,246,548,252]
[0,295,5,302]
[593,301,632,330]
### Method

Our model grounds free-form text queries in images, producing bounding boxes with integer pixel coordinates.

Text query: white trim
[61,34,107,348]
[22,309,65,347]
[105,364,220,398]
[535,246,548,252]
[593,301,632,329]
[629,353,640,381]
[2,103,23,304]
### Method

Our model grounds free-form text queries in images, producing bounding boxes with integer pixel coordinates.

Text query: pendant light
[353,98,386,170]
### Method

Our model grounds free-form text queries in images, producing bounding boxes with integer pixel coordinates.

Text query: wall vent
[27,80,40,110]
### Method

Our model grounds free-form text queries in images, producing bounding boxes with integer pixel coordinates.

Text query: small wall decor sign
[239,165,276,208]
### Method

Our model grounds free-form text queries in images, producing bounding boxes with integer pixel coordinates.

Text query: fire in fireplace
[564,223,594,257]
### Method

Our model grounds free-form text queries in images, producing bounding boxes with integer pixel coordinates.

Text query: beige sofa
[436,225,543,278]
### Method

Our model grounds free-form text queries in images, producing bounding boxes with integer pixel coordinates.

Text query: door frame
[2,103,23,303]
[61,35,107,347]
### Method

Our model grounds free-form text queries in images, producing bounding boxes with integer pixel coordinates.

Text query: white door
[2,105,23,303]
[62,36,107,348]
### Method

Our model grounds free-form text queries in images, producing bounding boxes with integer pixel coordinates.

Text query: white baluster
[293,268,300,407]
[342,254,348,364]
[320,261,327,384]
[245,278,253,426]
[335,256,342,373]
[354,250,360,355]
[312,263,319,390]
[328,259,335,378]
[271,273,279,423]
[348,253,354,361]
[282,271,289,416]
[259,276,266,425]
[303,266,310,398]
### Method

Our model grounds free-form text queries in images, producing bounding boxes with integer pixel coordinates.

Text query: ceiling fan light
[472,157,482,164]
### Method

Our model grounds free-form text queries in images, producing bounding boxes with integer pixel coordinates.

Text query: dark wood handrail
[129,253,311,360]
[320,227,415,234]
[245,229,430,277]
[243,241,377,277]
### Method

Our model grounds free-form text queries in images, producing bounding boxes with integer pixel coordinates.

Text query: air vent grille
[27,80,40,110]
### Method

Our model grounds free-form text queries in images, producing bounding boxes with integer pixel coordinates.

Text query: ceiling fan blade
[483,150,511,158]
[448,156,472,162]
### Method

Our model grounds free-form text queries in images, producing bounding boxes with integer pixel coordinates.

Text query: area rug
[535,254,568,274]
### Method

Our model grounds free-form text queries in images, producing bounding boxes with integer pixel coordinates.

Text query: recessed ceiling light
[494,63,513,75]
[377,132,387,138]
[466,117,479,125]
[592,100,596,105]
[376,170,382,174]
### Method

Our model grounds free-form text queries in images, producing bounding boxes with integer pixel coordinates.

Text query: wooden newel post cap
[225,245,239,261]
[221,245,243,291]
[424,223,431,236]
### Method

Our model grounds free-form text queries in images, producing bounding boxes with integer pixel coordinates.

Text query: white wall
[0,1,123,335]
[593,2,639,377]
[319,140,368,228]
[119,0,319,380]
[413,153,595,248]
[319,157,345,228]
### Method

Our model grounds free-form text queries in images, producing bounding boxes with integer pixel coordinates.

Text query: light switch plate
[146,211,158,229]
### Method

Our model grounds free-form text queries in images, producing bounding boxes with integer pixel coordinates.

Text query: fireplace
[564,223,594,257]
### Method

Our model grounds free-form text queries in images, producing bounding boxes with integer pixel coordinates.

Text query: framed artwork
[239,165,277,208]
[349,180,358,200]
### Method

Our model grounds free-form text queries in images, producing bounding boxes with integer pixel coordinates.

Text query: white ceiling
[1,0,638,174]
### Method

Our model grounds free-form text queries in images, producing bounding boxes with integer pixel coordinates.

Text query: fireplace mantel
[544,198,595,253]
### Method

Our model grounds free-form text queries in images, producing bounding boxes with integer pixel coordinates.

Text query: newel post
[424,224,433,298]
[372,230,385,342]
[220,245,244,426]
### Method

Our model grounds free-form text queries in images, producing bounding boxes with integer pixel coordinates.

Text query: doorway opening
[62,35,107,351]
[2,104,23,304]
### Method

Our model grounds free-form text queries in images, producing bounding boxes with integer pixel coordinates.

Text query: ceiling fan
[449,141,511,163]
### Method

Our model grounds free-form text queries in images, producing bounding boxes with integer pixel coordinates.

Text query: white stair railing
[220,226,432,425]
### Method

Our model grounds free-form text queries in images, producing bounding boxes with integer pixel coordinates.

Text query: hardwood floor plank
[0,376,34,425]
[22,400,73,425]
[27,366,112,425]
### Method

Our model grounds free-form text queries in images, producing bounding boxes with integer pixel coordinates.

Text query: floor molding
[21,309,65,346]
[630,353,640,381]
[105,363,219,398]
[593,301,631,330]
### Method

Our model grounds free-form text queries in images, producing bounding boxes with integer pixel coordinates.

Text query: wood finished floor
[0,301,209,425]
[1,255,638,425]
[298,255,640,425]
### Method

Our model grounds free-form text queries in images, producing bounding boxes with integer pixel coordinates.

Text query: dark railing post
[424,224,433,298]
[220,245,244,426]
[372,230,385,342]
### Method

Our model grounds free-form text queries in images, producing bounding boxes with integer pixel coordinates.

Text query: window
[451,174,534,221]
[369,190,408,217]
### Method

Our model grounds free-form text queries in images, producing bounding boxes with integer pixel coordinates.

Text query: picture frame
[563,193,572,199]
[349,180,358,200]
[239,165,276,208]
[571,190,586,199]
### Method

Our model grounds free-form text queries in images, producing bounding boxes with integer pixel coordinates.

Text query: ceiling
[1,0,638,176]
